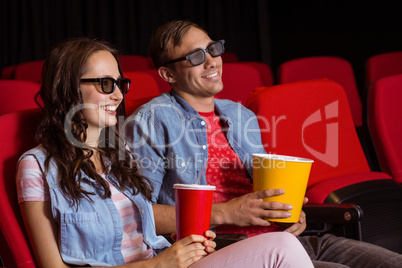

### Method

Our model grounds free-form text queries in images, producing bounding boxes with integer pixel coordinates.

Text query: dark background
[1,0,402,96]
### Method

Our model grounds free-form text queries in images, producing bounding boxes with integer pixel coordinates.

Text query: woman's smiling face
[79,50,124,140]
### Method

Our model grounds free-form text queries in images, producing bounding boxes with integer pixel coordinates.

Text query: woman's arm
[20,201,213,268]
[20,201,68,268]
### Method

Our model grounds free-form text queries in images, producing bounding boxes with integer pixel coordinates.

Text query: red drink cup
[174,184,216,240]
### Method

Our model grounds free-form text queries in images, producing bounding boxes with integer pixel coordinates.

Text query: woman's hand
[171,230,216,254]
[148,234,210,268]
[203,230,216,254]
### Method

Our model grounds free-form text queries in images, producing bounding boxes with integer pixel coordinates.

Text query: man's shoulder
[215,98,255,116]
[132,93,174,114]
[130,93,185,122]
[139,93,172,108]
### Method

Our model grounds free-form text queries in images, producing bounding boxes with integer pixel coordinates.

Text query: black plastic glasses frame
[80,77,130,95]
[163,39,225,66]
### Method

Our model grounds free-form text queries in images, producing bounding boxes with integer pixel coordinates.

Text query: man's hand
[211,189,292,227]
[275,197,308,236]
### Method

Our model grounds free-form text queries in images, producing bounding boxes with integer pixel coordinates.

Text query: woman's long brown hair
[36,37,153,207]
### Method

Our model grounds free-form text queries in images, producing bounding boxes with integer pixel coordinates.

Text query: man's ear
[158,67,175,84]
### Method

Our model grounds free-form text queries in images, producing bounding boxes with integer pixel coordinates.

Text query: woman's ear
[158,67,175,84]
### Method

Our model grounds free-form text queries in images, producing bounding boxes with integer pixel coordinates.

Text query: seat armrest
[303,203,363,224]
[214,233,248,250]
[302,203,363,239]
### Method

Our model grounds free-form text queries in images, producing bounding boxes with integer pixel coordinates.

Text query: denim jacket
[125,90,266,205]
[19,146,170,267]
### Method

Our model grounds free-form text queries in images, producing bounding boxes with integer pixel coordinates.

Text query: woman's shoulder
[19,144,47,162]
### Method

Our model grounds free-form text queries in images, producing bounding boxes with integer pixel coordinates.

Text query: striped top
[16,155,154,263]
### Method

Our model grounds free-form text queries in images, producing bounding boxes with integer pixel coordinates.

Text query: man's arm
[153,189,287,235]
[153,204,176,235]
[210,189,294,227]
[211,190,307,237]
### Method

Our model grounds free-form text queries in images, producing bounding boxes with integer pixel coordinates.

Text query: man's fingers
[260,200,293,211]
[252,189,285,199]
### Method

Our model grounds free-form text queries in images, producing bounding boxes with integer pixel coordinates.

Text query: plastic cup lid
[173,184,216,190]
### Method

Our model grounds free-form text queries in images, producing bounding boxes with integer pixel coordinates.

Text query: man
[125,20,402,267]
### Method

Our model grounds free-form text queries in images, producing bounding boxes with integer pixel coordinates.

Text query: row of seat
[0,53,400,177]
[0,60,272,116]
[245,78,402,253]
[3,50,402,89]
[3,51,402,127]
[1,74,402,267]
[1,52,398,174]
[1,52,402,266]
[0,52,241,81]
[3,50,402,87]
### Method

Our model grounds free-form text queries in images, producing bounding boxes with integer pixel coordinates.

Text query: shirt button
[202,145,207,150]
[145,238,149,242]
[181,162,186,167]
[201,121,206,126]
[141,210,144,214]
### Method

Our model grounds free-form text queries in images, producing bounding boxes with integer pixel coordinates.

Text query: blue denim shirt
[19,146,170,267]
[125,91,266,205]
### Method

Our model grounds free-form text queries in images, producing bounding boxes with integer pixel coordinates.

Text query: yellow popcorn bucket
[252,154,314,223]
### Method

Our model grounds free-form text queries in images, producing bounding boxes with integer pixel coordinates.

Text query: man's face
[167,27,224,99]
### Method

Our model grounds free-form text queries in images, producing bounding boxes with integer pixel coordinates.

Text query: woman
[17,37,313,267]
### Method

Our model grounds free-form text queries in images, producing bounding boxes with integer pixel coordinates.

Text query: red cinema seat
[243,61,274,86]
[217,63,263,104]
[1,64,17,79]
[140,62,267,101]
[0,108,42,268]
[365,51,402,87]
[14,60,45,84]
[368,74,402,184]
[119,55,154,72]
[221,51,239,63]
[123,71,161,101]
[246,79,402,252]
[142,69,171,94]
[278,56,362,127]
[0,80,41,116]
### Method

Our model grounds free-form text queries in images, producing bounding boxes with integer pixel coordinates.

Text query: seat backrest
[123,71,161,101]
[0,80,41,116]
[242,61,274,86]
[365,51,402,87]
[14,60,45,84]
[140,62,265,102]
[1,64,17,79]
[246,79,370,188]
[221,51,239,63]
[368,74,402,184]
[118,55,153,72]
[0,108,41,268]
[278,56,362,127]
[141,69,171,94]
[217,63,263,104]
